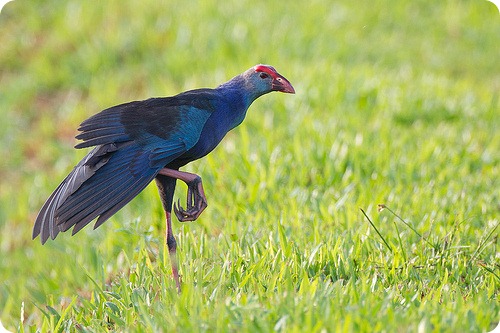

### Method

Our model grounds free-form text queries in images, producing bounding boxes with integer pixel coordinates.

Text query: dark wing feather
[74,91,218,149]
[33,143,119,242]
[33,141,186,244]
[34,89,219,243]
[74,103,131,149]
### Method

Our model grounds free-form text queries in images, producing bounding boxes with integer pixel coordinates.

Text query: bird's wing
[75,91,218,149]
[33,140,187,244]
[74,101,139,149]
[34,93,218,243]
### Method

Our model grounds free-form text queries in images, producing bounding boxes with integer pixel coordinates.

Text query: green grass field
[1,0,499,331]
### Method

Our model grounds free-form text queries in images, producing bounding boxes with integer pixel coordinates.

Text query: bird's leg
[155,169,208,292]
[155,175,181,293]
[165,211,181,293]
[157,168,208,222]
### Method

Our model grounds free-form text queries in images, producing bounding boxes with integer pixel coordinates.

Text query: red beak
[272,74,295,94]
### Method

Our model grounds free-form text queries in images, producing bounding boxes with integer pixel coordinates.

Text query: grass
[1,0,499,331]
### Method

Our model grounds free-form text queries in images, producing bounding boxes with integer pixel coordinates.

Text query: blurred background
[0,0,498,331]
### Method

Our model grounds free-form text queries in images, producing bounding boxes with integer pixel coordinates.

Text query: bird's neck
[217,74,266,109]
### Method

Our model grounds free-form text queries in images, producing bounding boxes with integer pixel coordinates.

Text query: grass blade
[360,208,392,253]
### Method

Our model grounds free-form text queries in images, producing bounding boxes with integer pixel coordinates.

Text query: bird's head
[242,64,295,97]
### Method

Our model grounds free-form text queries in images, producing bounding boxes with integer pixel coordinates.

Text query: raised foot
[173,176,207,222]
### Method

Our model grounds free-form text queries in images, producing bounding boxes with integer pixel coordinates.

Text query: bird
[33,64,295,291]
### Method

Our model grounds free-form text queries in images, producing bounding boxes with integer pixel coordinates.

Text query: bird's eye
[260,73,269,79]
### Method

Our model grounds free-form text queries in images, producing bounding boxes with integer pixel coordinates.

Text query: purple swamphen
[33,64,295,291]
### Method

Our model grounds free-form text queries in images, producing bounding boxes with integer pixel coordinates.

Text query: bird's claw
[173,185,207,222]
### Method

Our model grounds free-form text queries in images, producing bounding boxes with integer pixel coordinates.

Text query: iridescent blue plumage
[33,64,295,254]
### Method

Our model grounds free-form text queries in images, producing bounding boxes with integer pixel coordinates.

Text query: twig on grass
[378,204,438,251]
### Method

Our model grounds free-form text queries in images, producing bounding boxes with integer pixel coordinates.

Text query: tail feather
[33,144,115,243]
[33,142,161,244]
[92,175,154,230]
[58,169,153,232]
[34,181,65,241]
[69,175,153,235]
[55,155,133,218]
